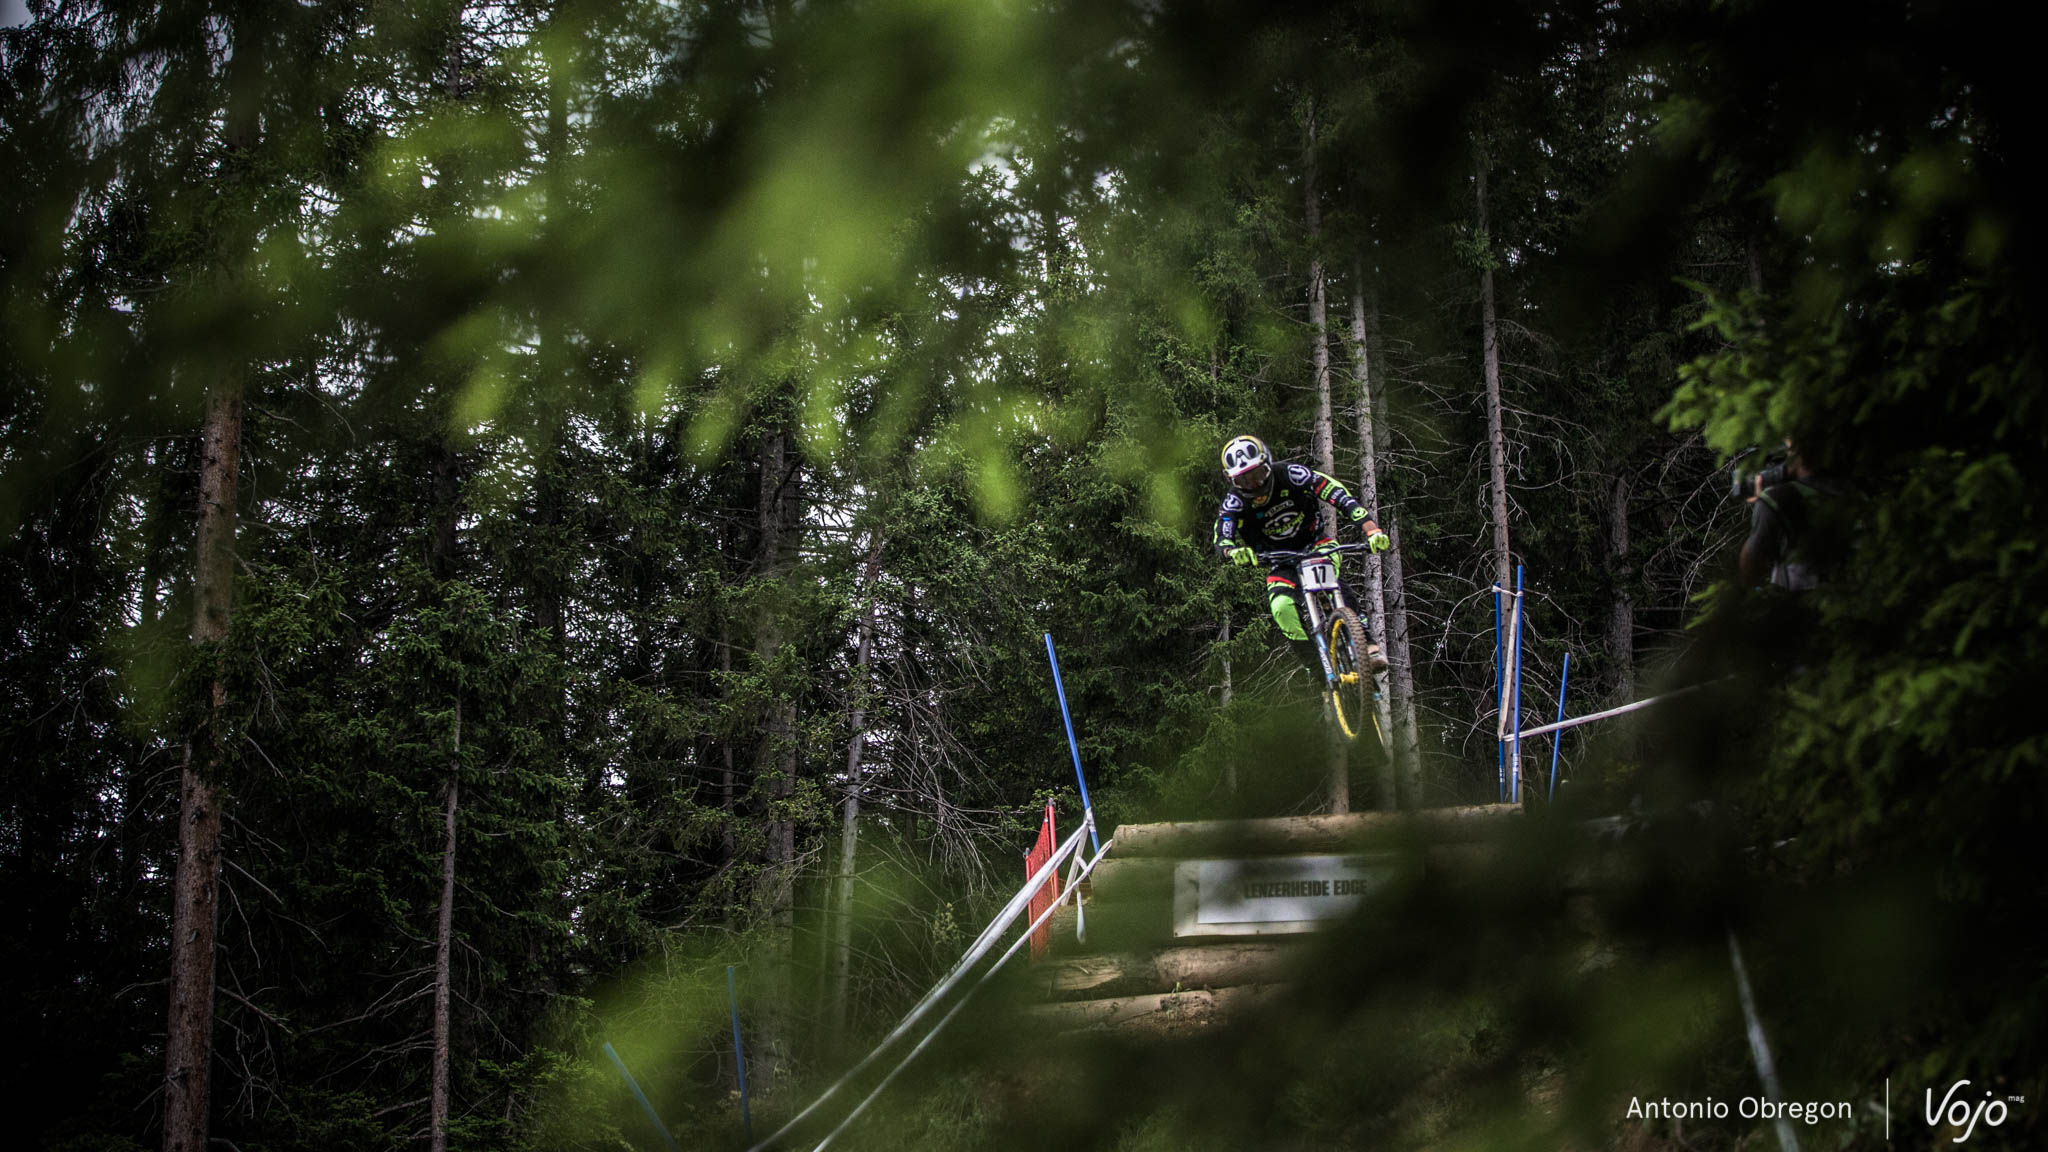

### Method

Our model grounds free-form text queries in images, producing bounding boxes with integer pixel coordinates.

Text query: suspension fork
[1301,590,1336,685]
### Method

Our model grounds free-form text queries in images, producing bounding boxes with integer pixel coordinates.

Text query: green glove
[1349,506,1368,524]
[1227,545,1256,567]
[1367,530,1391,553]
[1313,539,1343,576]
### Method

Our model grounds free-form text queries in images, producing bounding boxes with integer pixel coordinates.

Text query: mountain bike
[1263,543,1389,752]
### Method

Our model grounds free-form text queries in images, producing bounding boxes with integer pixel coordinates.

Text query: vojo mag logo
[1925,1079,2023,1143]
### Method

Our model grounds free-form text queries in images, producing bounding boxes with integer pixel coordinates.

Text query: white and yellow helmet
[1220,435,1273,497]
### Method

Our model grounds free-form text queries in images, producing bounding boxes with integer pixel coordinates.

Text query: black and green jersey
[1214,462,1362,554]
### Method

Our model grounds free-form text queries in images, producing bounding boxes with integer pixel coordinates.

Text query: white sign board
[1172,855,1396,937]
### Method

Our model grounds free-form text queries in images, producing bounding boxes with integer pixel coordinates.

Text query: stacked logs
[1025,804,1523,1038]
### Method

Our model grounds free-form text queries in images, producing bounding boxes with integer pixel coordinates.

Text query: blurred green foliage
[4,0,2042,1148]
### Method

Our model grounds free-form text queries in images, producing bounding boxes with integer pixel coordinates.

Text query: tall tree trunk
[1303,97,1347,816]
[830,537,884,1044]
[531,7,571,686]
[1347,284,1397,810]
[139,444,169,635]
[1476,153,1511,591]
[429,703,461,1152]
[1305,101,1337,529]
[829,675,865,1045]
[1359,292,1424,806]
[752,425,802,1090]
[1034,124,1068,399]
[719,627,737,861]
[429,431,461,576]
[164,371,242,1152]
[425,385,463,1151]
[1383,520,1423,805]
[1212,338,1237,800]
[1219,612,1235,796]
[164,23,272,1140]
[427,18,467,1119]
[1607,473,1635,702]
[128,449,171,892]
[430,5,466,583]
[444,4,463,100]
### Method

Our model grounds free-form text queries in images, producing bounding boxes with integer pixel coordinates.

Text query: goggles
[1228,462,1271,492]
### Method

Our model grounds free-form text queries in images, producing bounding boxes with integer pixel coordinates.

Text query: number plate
[1299,558,1338,590]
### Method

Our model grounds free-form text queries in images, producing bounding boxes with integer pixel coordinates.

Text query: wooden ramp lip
[1090,842,1501,904]
[1024,983,1285,1039]
[1109,803,1521,858]
[1031,941,1305,1000]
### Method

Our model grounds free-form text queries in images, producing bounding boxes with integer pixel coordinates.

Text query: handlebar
[1258,542,1378,563]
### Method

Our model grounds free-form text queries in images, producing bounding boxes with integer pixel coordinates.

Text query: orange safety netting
[1023,800,1061,960]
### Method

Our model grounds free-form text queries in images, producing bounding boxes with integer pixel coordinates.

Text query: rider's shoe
[1367,643,1389,673]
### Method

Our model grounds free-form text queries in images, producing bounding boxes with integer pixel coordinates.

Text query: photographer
[1737,441,1850,592]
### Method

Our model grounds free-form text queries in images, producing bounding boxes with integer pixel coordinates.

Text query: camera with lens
[1730,447,1791,499]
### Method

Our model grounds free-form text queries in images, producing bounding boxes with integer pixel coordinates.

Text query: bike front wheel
[1325,604,1385,751]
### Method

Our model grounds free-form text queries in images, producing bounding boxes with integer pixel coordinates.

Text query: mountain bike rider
[1214,434,1391,672]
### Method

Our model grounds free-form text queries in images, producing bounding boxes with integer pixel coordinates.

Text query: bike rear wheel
[1325,604,1385,751]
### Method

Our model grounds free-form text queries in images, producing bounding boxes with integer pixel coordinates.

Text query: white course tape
[748,821,1091,1152]
[810,837,1117,1152]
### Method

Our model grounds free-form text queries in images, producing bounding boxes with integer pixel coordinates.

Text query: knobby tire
[1326,604,1385,753]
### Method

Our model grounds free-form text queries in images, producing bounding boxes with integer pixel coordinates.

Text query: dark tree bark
[830,536,885,1043]
[1347,285,1397,810]
[164,373,241,1152]
[752,425,803,1088]
[1350,288,1425,806]
[1476,152,1511,591]
[1219,611,1235,796]
[429,703,460,1152]
[1607,473,1635,703]
[1383,520,1424,806]
[1303,97,1348,816]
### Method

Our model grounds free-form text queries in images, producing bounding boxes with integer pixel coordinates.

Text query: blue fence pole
[1043,633,1101,855]
[603,1042,682,1152]
[1511,565,1526,804]
[1494,588,1504,803]
[1548,651,1571,801]
[727,965,752,1142]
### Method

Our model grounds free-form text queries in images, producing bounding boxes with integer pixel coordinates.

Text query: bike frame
[1267,543,1373,697]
